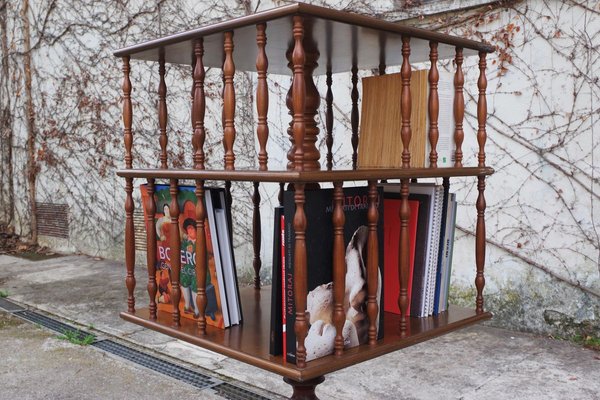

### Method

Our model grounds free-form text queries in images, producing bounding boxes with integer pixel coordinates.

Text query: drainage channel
[0,298,274,400]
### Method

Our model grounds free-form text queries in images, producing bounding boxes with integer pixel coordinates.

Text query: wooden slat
[291,16,306,172]
[195,179,208,334]
[192,39,206,170]
[145,179,158,320]
[256,23,269,171]
[366,180,379,344]
[400,36,412,169]
[122,55,136,314]
[169,179,181,327]
[476,51,488,314]
[453,47,464,168]
[428,41,439,168]
[293,183,308,368]
[223,31,236,170]
[332,181,345,356]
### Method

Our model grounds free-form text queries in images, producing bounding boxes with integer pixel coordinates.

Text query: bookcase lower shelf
[120,285,491,381]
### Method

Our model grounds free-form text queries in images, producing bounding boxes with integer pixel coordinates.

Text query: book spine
[433,184,450,315]
[280,213,287,360]
[206,189,230,327]
[444,197,458,311]
[427,185,444,315]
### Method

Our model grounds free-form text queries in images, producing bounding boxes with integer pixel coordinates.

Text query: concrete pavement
[0,254,598,399]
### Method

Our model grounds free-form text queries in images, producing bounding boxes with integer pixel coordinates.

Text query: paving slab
[0,254,599,399]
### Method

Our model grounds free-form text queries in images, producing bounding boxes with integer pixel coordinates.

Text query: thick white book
[215,208,240,325]
[205,189,230,328]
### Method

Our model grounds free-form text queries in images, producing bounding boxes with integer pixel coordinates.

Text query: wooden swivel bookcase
[114,3,494,399]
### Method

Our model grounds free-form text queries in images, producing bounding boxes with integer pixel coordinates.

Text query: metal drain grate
[0,298,25,312]
[92,340,218,390]
[213,383,273,400]
[13,310,95,341]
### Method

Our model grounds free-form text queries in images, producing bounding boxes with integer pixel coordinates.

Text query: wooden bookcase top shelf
[115,2,493,395]
[114,2,494,74]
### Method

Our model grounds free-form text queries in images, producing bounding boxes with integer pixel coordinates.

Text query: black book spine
[269,207,283,355]
[408,193,431,317]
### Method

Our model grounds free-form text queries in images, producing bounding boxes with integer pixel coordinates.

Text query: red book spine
[280,214,286,360]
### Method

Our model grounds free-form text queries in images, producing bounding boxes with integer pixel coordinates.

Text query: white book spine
[426,185,444,315]
[205,189,230,327]
[215,208,240,325]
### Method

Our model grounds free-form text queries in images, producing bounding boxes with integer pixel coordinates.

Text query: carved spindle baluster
[454,47,464,168]
[351,65,359,170]
[428,42,439,168]
[122,56,136,314]
[169,179,181,327]
[332,181,346,355]
[291,16,306,172]
[401,36,412,168]
[252,181,261,289]
[192,39,206,170]
[476,52,488,313]
[367,181,379,344]
[146,179,158,320]
[325,68,334,171]
[223,31,236,170]
[398,179,410,334]
[293,183,308,368]
[256,23,269,171]
[158,54,168,168]
[195,180,207,334]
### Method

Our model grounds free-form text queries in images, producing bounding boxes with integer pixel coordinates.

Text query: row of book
[382,183,457,318]
[140,184,242,329]
[269,182,457,363]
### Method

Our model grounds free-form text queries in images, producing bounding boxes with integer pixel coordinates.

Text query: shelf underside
[121,286,491,381]
[117,166,494,183]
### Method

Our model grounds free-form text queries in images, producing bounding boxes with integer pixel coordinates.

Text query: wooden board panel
[121,285,491,381]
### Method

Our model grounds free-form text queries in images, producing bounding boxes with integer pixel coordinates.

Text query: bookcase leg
[283,376,325,400]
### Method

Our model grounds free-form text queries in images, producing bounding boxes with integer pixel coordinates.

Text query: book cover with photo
[283,186,384,364]
[139,184,226,328]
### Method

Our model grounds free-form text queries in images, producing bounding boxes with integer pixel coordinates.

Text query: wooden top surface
[114,3,494,75]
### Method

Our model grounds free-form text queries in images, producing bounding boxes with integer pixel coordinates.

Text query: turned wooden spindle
[223,31,236,170]
[283,376,325,400]
[400,36,412,169]
[158,54,168,169]
[256,23,269,171]
[252,181,262,289]
[169,179,181,327]
[146,178,158,320]
[475,52,488,314]
[293,183,308,368]
[122,56,136,314]
[192,38,206,170]
[291,16,306,172]
[453,47,465,168]
[428,42,439,168]
[194,179,208,334]
[366,180,379,345]
[332,181,346,355]
[351,65,359,170]
[325,68,334,171]
[398,179,410,333]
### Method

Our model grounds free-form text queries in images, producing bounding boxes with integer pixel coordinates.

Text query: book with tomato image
[140,184,226,329]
